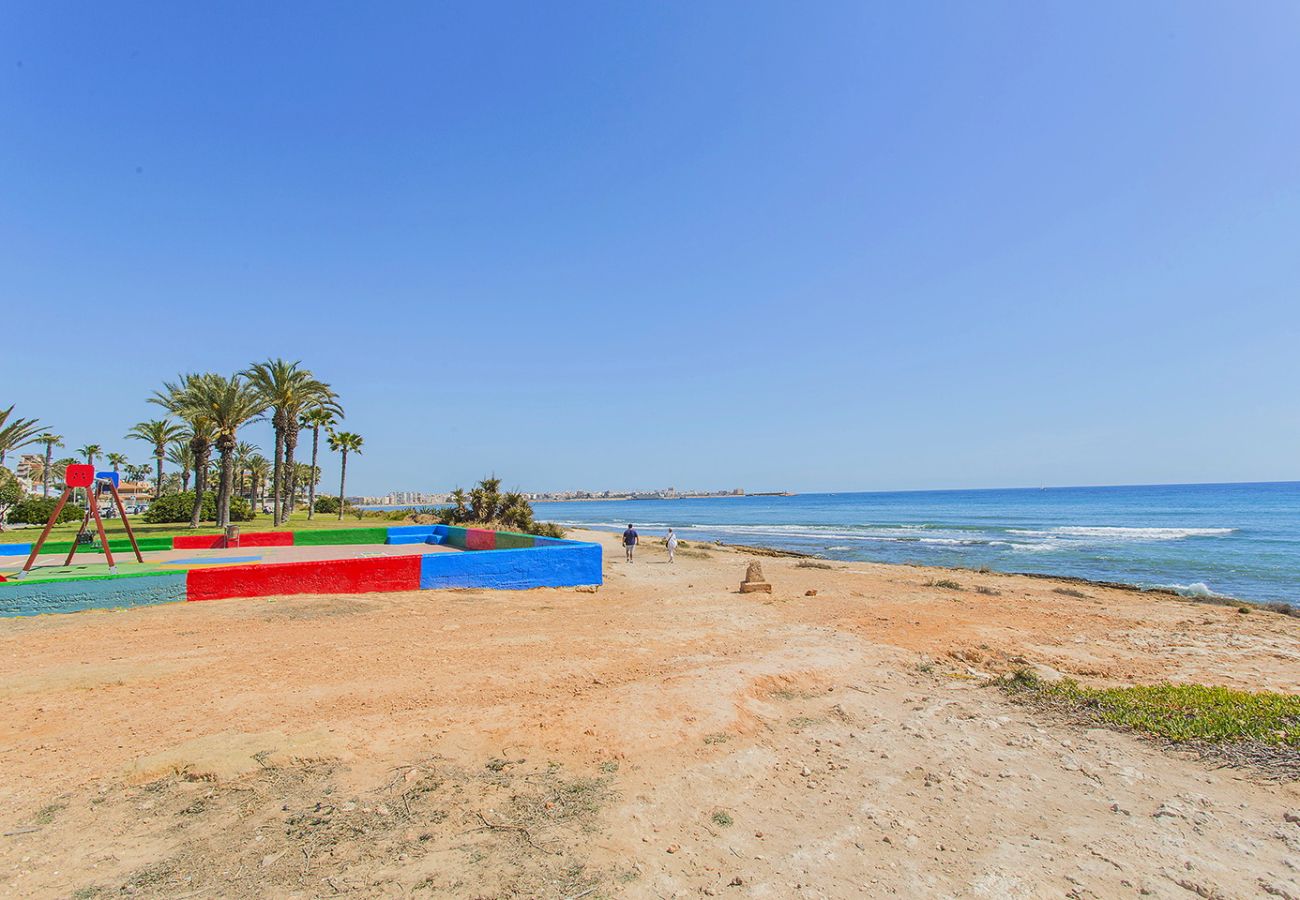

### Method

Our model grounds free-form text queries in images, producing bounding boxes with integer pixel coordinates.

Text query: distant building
[15,454,42,483]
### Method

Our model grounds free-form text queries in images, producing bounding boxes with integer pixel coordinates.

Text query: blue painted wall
[419,543,602,590]
[0,544,32,557]
[0,572,188,617]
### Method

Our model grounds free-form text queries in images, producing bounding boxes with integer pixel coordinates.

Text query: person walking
[622,523,638,562]
[666,527,678,563]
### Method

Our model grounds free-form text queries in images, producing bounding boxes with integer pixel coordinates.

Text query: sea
[525,482,1300,607]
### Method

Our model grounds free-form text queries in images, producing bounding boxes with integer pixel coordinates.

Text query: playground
[0,465,602,616]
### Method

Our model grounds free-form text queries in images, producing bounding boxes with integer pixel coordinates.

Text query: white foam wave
[1139,581,1224,599]
[1007,526,1234,541]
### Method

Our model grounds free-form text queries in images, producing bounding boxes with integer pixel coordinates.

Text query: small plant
[1052,587,1090,599]
[927,578,962,590]
[711,810,734,827]
[975,585,1001,596]
[796,560,834,570]
[916,659,935,673]
[788,716,818,730]
[31,803,65,825]
[702,732,730,745]
[999,672,1300,746]
[599,760,620,774]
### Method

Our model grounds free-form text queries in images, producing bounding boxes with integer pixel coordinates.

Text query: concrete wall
[1,524,603,617]
[419,543,602,590]
[0,572,188,617]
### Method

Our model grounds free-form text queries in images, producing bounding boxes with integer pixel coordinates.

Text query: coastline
[2,525,1298,896]
[613,533,1300,615]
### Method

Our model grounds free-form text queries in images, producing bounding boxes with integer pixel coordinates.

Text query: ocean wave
[1138,581,1224,599]
[1006,526,1234,541]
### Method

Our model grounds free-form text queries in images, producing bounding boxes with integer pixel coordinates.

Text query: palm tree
[234,441,259,498]
[166,439,194,493]
[177,374,266,527]
[299,408,337,520]
[77,444,102,466]
[244,360,341,526]
[37,433,63,497]
[448,488,468,523]
[106,452,128,474]
[247,454,271,510]
[327,431,363,520]
[126,418,185,499]
[291,462,318,509]
[0,405,44,467]
[151,374,217,528]
[50,457,77,488]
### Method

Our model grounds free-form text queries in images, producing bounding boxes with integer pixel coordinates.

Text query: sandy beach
[1,528,1297,898]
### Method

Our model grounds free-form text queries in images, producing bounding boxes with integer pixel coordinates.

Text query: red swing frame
[16,464,143,577]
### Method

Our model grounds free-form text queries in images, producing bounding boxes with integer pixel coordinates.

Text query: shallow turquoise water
[530,482,1300,606]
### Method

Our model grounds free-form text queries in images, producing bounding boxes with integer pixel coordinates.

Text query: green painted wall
[493,531,536,550]
[292,527,389,546]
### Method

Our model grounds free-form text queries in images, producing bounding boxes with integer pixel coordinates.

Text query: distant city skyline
[4,3,1298,496]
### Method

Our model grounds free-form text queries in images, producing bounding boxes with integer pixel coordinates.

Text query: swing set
[13,463,144,578]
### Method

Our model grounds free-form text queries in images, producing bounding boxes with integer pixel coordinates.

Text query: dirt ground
[1,529,1297,898]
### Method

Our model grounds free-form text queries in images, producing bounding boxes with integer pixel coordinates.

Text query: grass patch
[975,585,1001,596]
[926,578,962,591]
[702,732,730,745]
[711,810,733,827]
[31,803,65,825]
[1052,587,1090,599]
[787,716,819,730]
[796,560,834,570]
[999,669,1300,776]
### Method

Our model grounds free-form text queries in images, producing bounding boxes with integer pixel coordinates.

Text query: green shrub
[142,491,253,524]
[7,495,85,525]
[434,478,564,538]
[313,495,357,514]
[0,468,22,525]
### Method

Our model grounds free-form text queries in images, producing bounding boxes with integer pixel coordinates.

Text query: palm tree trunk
[154,451,164,499]
[284,426,299,522]
[43,445,52,498]
[307,426,319,519]
[189,445,209,528]
[181,467,191,493]
[272,427,285,526]
[337,451,348,521]
[218,448,235,528]
[215,469,227,527]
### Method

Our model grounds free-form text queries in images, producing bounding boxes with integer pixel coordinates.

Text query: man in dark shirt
[622,524,638,562]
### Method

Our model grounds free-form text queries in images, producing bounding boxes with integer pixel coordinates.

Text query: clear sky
[3,2,1298,495]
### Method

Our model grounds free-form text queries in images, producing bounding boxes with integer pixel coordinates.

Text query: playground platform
[0,525,602,617]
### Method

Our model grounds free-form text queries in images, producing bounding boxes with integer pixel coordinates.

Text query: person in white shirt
[666,528,679,563]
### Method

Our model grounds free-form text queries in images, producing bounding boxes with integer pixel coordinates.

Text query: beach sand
[0,528,1297,897]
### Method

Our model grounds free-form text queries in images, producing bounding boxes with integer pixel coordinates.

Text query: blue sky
[3,2,1298,495]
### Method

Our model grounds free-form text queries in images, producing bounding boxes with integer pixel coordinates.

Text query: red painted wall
[186,555,421,602]
[172,534,224,550]
[466,529,497,550]
[172,531,294,550]
[240,531,295,547]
